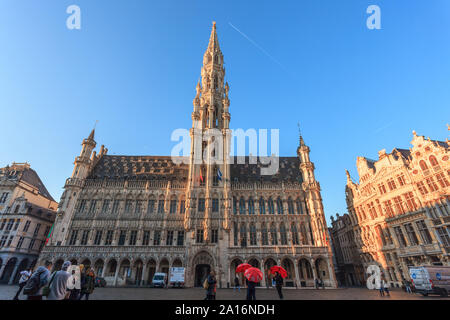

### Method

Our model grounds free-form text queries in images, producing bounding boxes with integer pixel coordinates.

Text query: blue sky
[0,0,449,224]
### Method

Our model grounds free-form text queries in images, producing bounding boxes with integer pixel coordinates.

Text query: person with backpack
[274,271,284,300]
[79,267,95,300]
[204,270,217,300]
[46,261,72,300]
[13,268,32,300]
[23,260,53,300]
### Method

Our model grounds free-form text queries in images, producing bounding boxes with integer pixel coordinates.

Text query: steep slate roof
[88,155,303,183]
[0,164,55,201]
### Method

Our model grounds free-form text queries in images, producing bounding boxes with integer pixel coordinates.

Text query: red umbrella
[244,267,263,283]
[269,266,288,278]
[236,263,252,273]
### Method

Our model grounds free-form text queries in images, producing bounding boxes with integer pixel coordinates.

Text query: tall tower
[184,22,231,242]
[49,129,99,245]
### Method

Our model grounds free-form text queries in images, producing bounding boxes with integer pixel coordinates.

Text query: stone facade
[39,22,337,288]
[332,129,449,287]
[0,162,58,284]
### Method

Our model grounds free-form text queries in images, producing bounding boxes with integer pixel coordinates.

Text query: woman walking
[205,270,217,300]
[79,267,95,300]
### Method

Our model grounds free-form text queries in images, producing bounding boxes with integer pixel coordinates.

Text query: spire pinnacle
[298,122,305,146]
[207,21,220,53]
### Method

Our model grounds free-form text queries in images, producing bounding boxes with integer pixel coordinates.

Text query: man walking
[47,261,72,300]
[246,280,257,300]
[274,271,284,300]
[234,276,240,292]
[24,260,52,300]
[13,268,32,300]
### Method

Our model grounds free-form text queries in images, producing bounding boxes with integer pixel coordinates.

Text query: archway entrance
[0,258,17,284]
[192,251,214,287]
[194,264,211,287]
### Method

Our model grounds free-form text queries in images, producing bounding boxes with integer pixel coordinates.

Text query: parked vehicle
[152,272,167,288]
[409,266,450,297]
[95,277,107,287]
[169,267,185,288]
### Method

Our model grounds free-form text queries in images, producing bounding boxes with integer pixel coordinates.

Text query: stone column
[101,264,106,278]
[260,258,266,287]
[311,258,318,281]
[141,263,147,286]
[113,265,120,286]
[293,260,301,288]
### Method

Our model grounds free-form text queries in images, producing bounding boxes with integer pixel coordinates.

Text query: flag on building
[217,168,222,181]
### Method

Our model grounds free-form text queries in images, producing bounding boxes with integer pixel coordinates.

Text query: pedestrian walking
[46,261,72,300]
[383,278,390,297]
[13,268,32,300]
[246,280,257,300]
[79,267,95,300]
[274,272,284,299]
[315,278,319,289]
[320,278,325,289]
[405,280,412,293]
[379,279,385,296]
[23,260,52,300]
[205,270,217,300]
[234,275,240,292]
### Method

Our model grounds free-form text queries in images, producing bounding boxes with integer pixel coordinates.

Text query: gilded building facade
[334,130,449,287]
[39,23,337,288]
[0,163,58,284]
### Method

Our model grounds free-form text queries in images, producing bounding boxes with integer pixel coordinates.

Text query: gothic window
[153,230,161,245]
[419,160,428,171]
[270,223,278,245]
[249,223,257,245]
[196,229,204,243]
[211,229,218,243]
[33,223,41,236]
[397,174,406,186]
[248,198,254,214]
[102,200,110,213]
[147,199,155,214]
[291,223,299,245]
[429,155,439,167]
[166,230,174,246]
[129,230,137,245]
[288,197,294,214]
[387,178,397,191]
[69,230,78,245]
[404,223,419,246]
[233,197,237,215]
[179,200,186,214]
[280,223,287,245]
[94,230,102,245]
[426,177,439,192]
[394,226,407,247]
[296,198,303,214]
[125,200,132,213]
[177,231,185,246]
[239,197,246,214]
[261,223,268,245]
[259,197,265,214]
[135,200,143,214]
[79,200,87,213]
[157,199,165,213]
[268,197,274,214]
[112,200,120,214]
[118,230,126,246]
[416,181,428,195]
[80,230,89,245]
[212,198,219,212]
[276,197,284,214]
[170,200,177,214]
[300,224,308,245]
[198,198,205,212]
[104,230,114,245]
[415,220,432,244]
[142,230,150,245]
[240,224,247,247]
[436,227,450,247]
[404,192,418,211]
[14,205,20,213]
[436,172,450,188]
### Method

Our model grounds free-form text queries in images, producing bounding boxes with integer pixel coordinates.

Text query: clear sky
[1,0,449,225]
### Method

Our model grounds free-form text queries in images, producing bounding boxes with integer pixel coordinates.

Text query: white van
[152,272,167,288]
[409,266,450,297]
[169,267,185,288]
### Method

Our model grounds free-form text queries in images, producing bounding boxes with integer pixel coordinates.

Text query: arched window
[288,197,294,214]
[268,197,274,214]
[277,197,284,214]
[296,198,304,214]
[270,223,278,245]
[239,197,246,215]
[261,223,268,245]
[300,224,308,245]
[419,160,428,171]
[233,197,237,215]
[259,197,266,214]
[280,223,287,245]
[291,223,299,245]
[248,198,255,215]
[240,223,247,247]
[249,223,257,245]
[429,155,438,167]
[233,222,238,246]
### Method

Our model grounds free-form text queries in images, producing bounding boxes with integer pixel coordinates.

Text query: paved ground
[1,284,449,300]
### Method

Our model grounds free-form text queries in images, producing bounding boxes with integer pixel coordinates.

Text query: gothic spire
[206,21,221,53]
